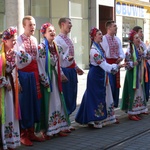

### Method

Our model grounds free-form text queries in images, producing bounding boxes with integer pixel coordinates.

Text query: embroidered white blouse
[90,43,118,73]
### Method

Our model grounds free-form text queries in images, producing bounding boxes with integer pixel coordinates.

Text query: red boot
[28,127,45,142]
[20,129,33,146]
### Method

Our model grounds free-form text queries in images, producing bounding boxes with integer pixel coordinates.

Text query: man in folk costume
[101,20,125,110]
[15,16,44,146]
[55,17,84,130]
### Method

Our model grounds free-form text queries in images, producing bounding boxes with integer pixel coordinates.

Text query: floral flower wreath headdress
[40,22,54,35]
[2,26,17,41]
[89,27,99,41]
[128,30,137,42]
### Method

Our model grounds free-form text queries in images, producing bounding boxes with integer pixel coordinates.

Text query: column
[5,0,24,34]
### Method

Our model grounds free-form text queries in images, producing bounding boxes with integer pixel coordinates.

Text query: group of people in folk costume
[0,16,149,150]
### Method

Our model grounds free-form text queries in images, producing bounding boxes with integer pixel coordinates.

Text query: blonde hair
[22,15,35,26]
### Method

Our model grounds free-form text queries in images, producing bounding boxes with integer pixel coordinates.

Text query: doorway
[99,5,115,35]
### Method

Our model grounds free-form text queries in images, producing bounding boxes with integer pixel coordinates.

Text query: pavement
[17,69,150,150]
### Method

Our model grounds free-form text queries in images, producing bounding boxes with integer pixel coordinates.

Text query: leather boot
[28,127,45,142]
[20,129,33,146]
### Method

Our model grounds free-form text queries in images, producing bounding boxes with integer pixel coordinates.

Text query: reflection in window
[71,19,89,68]
[122,17,143,48]
[31,0,49,18]
[70,0,88,18]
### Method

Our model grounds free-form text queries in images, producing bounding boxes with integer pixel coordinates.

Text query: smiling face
[44,25,56,42]
[23,18,36,36]
[94,30,103,43]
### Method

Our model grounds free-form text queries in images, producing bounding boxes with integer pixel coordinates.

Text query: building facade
[116,0,150,49]
[0,0,150,69]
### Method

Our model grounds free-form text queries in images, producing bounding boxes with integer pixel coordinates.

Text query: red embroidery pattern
[105,34,119,58]
[21,34,37,60]
[59,34,74,56]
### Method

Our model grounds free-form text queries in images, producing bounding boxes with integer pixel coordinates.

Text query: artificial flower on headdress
[40,22,52,35]
[128,30,137,42]
[89,27,99,41]
[2,26,17,41]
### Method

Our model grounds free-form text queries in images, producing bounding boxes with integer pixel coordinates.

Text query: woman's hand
[118,64,126,69]
[116,57,123,64]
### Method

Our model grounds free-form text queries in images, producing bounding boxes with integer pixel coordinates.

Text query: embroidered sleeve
[14,39,32,69]
[38,44,46,58]
[117,37,125,59]
[125,52,134,70]
[100,61,119,74]
[57,45,69,61]
[93,53,105,65]
[15,50,32,64]
[0,76,9,88]
[110,65,119,74]
[39,73,49,87]
[37,44,49,87]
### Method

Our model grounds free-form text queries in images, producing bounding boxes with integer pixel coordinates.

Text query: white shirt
[101,35,125,59]
[14,35,38,69]
[55,34,75,68]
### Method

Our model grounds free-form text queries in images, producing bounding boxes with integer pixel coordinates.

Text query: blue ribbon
[93,41,105,58]
[44,38,52,91]
[133,45,139,89]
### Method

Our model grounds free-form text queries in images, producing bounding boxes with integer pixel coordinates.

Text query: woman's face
[4,34,17,50]
[44,25,56,42]
[133,34,140,46]
[94,30,103,43]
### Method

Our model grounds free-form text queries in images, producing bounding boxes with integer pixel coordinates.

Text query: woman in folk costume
[0,27,20,150]
[75,28,123,128]
[121,30,149,121]
[36,23,70,139]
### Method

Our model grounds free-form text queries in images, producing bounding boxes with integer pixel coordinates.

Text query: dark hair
[58,17,71,28]
[129,43,133,59]
[105,20,115,30]
[132,26,142,33]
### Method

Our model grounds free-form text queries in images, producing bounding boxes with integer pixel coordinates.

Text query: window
[0,0,5,32]
[31,0,49,18]
[71,19,89,68]
[25,0,50,18]
[70,0,88,18]
[122,17,144,48]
